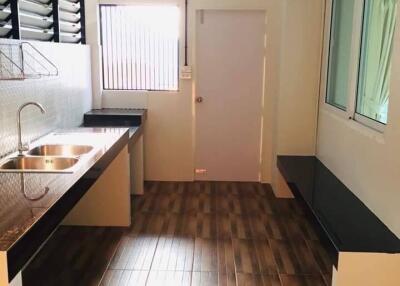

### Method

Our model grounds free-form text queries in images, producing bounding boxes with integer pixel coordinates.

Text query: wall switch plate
[195,168,207,174]
[180,65,192,79]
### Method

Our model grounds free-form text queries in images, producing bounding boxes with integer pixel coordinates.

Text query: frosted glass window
[326,0,356,110]
[356,0,398,124]
[99,5,180,91]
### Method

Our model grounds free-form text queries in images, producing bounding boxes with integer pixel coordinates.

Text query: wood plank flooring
[23,182,333,286]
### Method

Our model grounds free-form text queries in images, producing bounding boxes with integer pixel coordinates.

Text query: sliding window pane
[326,0,356,110]
[356,0,398,124]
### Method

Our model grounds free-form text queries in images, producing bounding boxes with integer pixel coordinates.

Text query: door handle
[196,97,204,103]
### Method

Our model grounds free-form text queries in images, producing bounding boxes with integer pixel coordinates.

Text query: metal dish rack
[0,41,58,80]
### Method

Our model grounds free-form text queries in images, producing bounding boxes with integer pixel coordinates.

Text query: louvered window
[0,0,85,44]
[99,5,179,91]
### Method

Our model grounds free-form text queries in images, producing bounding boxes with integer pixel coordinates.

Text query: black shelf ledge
[83,109,147,128]
[277,155,400,268]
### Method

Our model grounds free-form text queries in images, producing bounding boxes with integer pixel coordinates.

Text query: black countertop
[84,108,147,131]
[85,109,147,118]
[0,128,129,282]
[277,156,400,255]
[83,109,146,144]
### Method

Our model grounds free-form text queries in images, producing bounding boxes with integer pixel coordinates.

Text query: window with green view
[326,0,398,127]
[356,0,398,124]
[326,0,356,110]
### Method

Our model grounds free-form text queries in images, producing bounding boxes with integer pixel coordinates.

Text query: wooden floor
[23,182,332,286]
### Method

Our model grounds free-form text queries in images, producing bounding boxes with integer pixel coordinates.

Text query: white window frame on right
[320,0,398,132]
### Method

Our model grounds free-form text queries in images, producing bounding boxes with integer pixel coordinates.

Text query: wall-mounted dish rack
[0,0,85,44]
[0,41,58,80]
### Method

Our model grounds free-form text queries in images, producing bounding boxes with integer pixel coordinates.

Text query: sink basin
[0,156,78,172]
[28,144,93,157]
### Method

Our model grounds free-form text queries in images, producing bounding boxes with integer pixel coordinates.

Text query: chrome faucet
[17,102,46,156]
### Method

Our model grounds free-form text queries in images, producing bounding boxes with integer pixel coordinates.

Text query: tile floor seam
[23,182,333,286]
[144,234,162,286]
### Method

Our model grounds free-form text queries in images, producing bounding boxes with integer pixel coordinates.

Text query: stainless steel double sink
[0,144,94,173]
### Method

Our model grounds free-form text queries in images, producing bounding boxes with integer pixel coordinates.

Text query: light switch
[180,65,192,79]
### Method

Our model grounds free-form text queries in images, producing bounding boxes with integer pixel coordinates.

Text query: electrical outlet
[195,168,207,174]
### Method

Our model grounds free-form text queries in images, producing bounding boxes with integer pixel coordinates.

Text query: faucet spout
[17,102,46,156]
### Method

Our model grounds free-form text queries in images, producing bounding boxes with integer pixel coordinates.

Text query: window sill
[320,107,385,145]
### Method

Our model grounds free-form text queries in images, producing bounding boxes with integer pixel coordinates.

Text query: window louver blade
[0,0,85,44]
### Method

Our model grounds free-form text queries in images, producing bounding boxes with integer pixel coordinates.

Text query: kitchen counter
[83,109,146,195]
[84,109,146,146]
[0,127,129,283]
[128,127,141,143]
[84,109,147,131]
[84,108,147,118]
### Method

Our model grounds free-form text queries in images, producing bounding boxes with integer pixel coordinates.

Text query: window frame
[320,0,388,132]
[98,3,181,92]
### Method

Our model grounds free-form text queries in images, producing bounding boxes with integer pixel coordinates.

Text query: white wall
[0,40,92,158]
[85,0,194,181]
[317,4,400,237]
[274,0,323,155]
[84,0,323,183]
[270,0,324,194]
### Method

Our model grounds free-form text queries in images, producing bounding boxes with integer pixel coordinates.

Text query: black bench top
[277,156,400,257]
[85,108,147,117]
[83,109,147,145]
[84,108,147,128]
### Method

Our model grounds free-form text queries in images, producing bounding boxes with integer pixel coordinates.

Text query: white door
[195,10,265,182]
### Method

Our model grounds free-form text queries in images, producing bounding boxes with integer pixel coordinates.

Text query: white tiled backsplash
[0,40,92,158]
